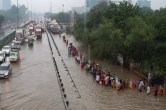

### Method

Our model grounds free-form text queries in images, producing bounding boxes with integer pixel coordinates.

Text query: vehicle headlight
[4,72,8,75]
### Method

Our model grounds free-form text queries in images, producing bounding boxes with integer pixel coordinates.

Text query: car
[0,51,6,63]
[0,62,12,78]
[1,45,11,55]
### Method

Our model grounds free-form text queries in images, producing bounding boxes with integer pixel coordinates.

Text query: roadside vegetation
[73,1,166,79]
[0,5,28,28]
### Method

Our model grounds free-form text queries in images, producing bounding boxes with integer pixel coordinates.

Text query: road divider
[0,31,16,48]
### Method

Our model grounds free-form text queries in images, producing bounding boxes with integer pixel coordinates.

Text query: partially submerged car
[1,45,11,55]
[0,62,12,78]
[0,51,6,63]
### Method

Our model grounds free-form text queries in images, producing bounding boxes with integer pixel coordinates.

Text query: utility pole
[27,0,29,20]
[50,0,52,14]
[84,0,87,32]
[31,0,32,19]
[85,0,90,62]
[17,0,18,30]
[62,4,64,13]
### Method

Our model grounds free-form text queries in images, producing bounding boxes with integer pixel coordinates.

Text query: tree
[124,17,155,63]
[52,12,70,24]
[87,1,108,29]
[0,15,5,28]
[44,12,52,18]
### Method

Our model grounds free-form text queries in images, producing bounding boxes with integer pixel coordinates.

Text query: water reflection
[2,80,10,99]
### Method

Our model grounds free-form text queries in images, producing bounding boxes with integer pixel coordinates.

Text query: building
[0,0,11,10]
[0,0,3,10]
[137,0,151,8]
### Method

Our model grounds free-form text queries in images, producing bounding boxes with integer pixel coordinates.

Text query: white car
[0,51,6,63]
[2,45,11,55]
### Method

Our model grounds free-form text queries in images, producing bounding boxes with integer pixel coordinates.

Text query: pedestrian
[164,76,166,93]
[105,75,109,86]
[109,75,113,85]
[66,39,68,46]
[159,85,164,96]
[122,80,126,89]
[80,53,82,60]
[153,87,158,96]
[96,73,100,83]
[147,85,150,95]
[148,72,151,85]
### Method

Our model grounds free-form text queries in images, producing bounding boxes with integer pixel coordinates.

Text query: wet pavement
[0,33,65,110]
[51,33,166,110]
[0,28,166,110]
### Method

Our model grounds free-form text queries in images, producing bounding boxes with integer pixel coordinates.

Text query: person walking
[164,76,166,93]
[147,85,150,95]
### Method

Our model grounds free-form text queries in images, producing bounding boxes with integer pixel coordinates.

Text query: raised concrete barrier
[0,31,15,48]
[0,21,31,48]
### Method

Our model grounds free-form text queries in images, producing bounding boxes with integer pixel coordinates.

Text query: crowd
[62,35,165,97]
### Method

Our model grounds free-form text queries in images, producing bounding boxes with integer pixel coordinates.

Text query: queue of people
[62,35,165,97]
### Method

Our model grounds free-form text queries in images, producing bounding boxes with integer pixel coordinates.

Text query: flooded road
[51,33,166,110]
[0,33,65,110]
[0,29,166,110]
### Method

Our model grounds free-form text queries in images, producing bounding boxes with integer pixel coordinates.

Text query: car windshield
[2,47,9,50]
[14,43,20,45]
[10,52,16,56]
[0,66,9,70]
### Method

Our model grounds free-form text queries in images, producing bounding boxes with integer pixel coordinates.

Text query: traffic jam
[0,20,44,79]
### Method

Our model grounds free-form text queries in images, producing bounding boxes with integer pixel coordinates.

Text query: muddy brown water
[51,33,166,110]
[0,31,165,110]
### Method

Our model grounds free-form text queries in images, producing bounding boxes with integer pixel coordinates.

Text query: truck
[9,47,20,62]
[28,25,34,35]
[35,25,42,39]
[15,29,25,44]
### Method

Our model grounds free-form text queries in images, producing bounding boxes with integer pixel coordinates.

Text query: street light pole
[17,0,18,30]
[84,0,87,32]
[85,0,90,62]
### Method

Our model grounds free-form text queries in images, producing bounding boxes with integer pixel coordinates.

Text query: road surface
[0,28,166,110]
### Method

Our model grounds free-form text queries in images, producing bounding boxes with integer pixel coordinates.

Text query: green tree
[87,1,108,29]
[53,12,70,24]
[0,15,5,28]
[44,12,52,18]
[124,17,155,63]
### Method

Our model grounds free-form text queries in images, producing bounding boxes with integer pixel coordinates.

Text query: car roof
[0,51,5,54]
[3,45,10,48]
[1,62,10,66]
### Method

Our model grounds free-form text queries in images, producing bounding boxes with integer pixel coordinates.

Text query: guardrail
[20,21,31,28]
[0,21,31,49]
[0,31,16,49]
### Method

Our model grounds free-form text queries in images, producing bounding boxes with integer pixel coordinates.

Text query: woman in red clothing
[100,74,105,85]
[153,87,158,96]
[159,85,164,96]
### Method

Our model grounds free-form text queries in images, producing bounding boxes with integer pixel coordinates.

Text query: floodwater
[0,33,65,110]
[0,30,166,110]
